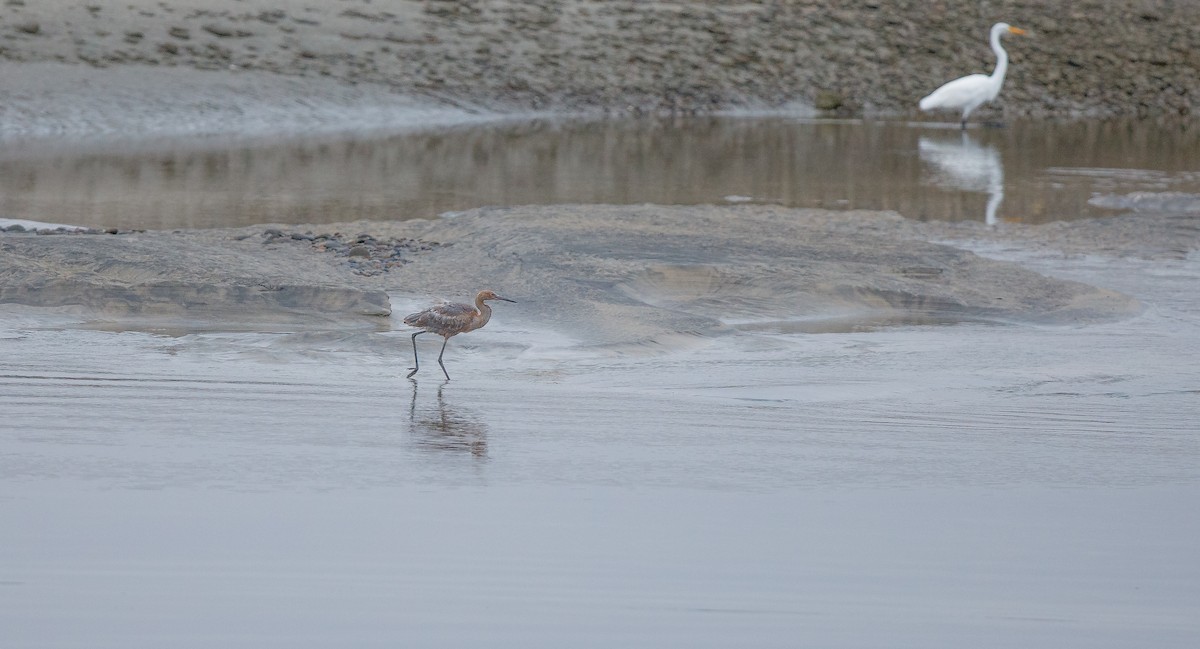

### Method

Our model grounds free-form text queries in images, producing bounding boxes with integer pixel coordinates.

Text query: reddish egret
[403,290,515,380]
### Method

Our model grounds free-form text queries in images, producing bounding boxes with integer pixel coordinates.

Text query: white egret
[919,22,1027,129]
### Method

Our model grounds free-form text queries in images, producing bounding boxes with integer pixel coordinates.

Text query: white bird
[919,22,1027,129]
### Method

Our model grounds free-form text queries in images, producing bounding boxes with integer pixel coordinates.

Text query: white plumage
[920,22,1027,128]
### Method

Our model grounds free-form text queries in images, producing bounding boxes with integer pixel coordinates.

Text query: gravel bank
[1,0,1197,120]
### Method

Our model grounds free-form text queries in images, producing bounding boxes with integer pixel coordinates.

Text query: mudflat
[1,205,1163,334]
[2,0,1198,120]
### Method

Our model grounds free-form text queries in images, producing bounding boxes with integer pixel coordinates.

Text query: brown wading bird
[403,290,516,380]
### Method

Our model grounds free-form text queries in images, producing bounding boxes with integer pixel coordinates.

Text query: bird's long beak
[1008,26,1027,35]
[498,297,516,303]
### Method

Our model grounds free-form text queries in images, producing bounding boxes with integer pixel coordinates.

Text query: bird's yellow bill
[1008,26,1027,35]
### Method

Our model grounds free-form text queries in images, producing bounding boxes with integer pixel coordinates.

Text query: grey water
[2,117,1199,230]
[4,246,1200,646]
[3,116,1200,647]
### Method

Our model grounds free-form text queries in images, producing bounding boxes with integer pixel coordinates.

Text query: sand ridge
[2,205,1160,342]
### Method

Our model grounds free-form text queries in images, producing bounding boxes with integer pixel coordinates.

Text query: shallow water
[2,241,1199,646]
[3,107,1199,645]
[2,117,1199,230]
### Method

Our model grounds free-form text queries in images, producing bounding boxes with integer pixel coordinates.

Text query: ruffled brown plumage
[403,290,516,380]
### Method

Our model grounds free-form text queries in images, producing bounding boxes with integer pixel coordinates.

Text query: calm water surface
[2,117,1198,230]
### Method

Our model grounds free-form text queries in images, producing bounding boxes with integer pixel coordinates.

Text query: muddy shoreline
[7,205,1194,342]
[2,0,1198,124]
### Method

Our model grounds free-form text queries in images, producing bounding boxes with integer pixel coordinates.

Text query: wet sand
[0,205,1151,340]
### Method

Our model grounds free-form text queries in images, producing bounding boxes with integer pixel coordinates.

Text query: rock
[814,91,844,111]
[201,23,252,38]
[201,24,232,37]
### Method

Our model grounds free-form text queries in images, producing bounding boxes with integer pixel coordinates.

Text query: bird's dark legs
[407,331,424,378]
[436,337,451,381]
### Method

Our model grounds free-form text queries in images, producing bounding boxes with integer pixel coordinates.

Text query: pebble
[257,228,442,276]
[4,226,136,235]
[202,23,235,38]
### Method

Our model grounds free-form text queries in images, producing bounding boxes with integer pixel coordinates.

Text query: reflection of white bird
[918,133,1004,225]
[919,22,1027,129]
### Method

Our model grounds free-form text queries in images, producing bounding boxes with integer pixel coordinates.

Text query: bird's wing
[434,302,476,318]
[403,301,476,332]
[919,73,991,111]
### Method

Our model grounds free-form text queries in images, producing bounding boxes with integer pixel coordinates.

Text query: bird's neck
[989,30,1009,84]
[474,296,493,324]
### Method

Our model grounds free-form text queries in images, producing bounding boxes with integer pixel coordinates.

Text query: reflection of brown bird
[409,382,488,457]
[403,290,516,380]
